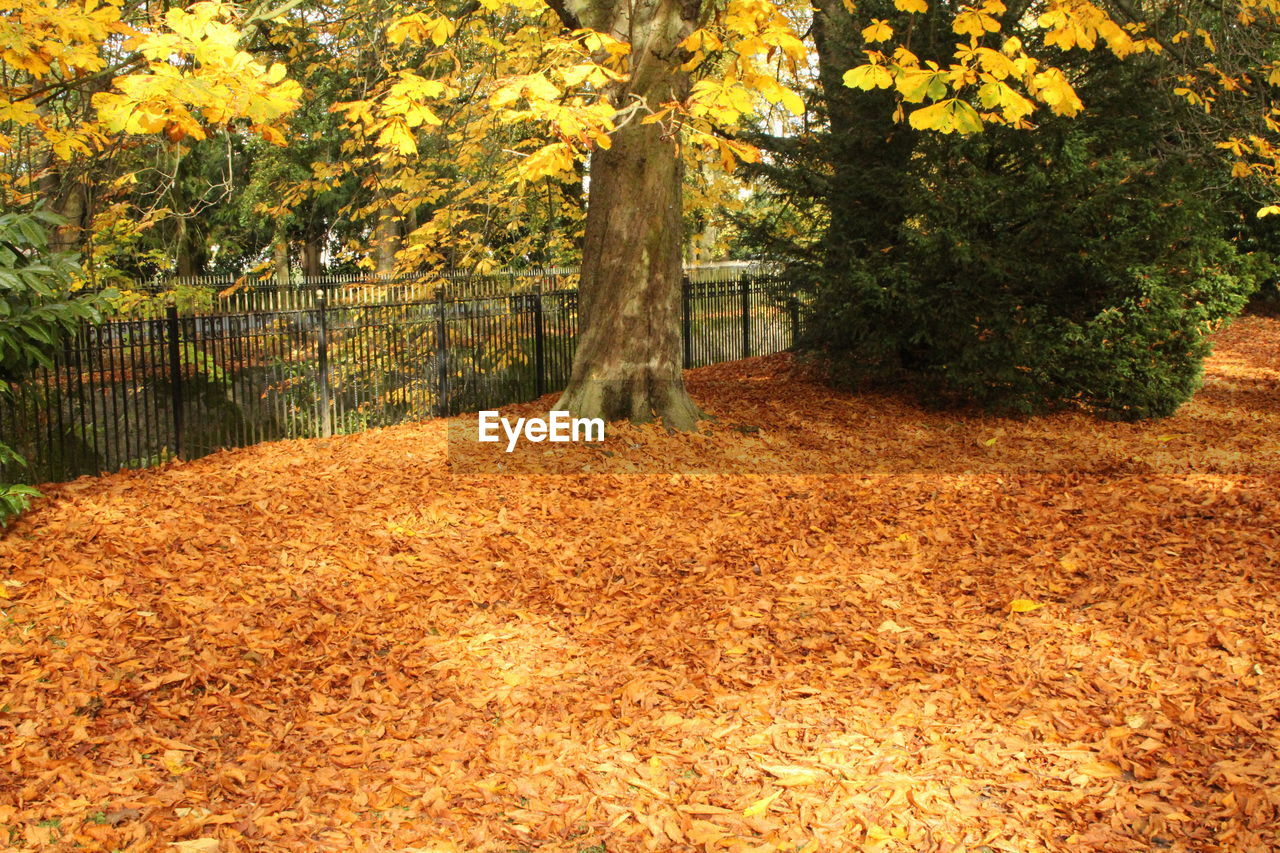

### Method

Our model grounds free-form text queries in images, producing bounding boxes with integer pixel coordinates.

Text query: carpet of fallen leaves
[2,316,1279,853]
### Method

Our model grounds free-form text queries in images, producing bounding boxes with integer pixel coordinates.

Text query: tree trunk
[302,236,323,277]
[273,233,290,285]
[552,0,700,430]
[373,206,400,277]
[42,172,89,256]
[175,215,205,277]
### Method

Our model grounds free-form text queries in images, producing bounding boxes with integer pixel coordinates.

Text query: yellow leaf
[428,16,457,46]
[895,0,928,12]
[1078,759,1123,778]
[162,749,191,775]
[256,124,286,146]
[759,764,824,785]
[908,98,984,134]
[1257,205,1280,218]
[1032,68,1083,117]
[387,13,455,46]
[862,19,894,43]
[515,142,575,181]
[779,88,805,116]
[897,66,950,103]
[0,101,40,126]
[1009,599,1043,613]
[844,64,895,91]
[170,840,220,853]
[954,9,1001,39]
[743,788,782,817]
[377,119,417,155]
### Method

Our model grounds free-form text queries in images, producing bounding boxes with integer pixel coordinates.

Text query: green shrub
[0,208,113,525]
[802,123,1258,420]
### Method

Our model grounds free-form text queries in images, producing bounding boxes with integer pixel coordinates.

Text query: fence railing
[117,262,780,316]
[2,269,801,484]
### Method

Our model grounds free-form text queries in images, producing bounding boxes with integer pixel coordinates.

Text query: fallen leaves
[0,317,1278,850]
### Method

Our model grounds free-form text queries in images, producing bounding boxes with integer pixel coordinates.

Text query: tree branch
[544,0,583,31]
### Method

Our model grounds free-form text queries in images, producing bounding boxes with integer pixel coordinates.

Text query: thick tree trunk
[553,0,700,430]
[556,115,700,429]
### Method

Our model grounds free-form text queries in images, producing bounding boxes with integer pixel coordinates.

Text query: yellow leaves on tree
[1031,67,1084,117]
[0,0,123,79]
[91,2,300,144]
[0,0,131,161]
[654,0,805,170]
[515,142,576,182]
[1038,2,1153,58]
[387,12,457,47]
[837,0,1161,135]
[336,70,458,158]
[385,74,449,128]
[688,77,770,126]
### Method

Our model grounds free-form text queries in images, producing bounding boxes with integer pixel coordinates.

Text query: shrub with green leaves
[800,102,1261,420]
[0,209,113,526]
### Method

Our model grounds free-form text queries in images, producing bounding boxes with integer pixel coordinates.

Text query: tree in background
[739,0,1275,418]
[0,0,302,264]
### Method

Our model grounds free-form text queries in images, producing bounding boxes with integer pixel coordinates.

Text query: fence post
[317,291,333,438]
[533,282,546,398]
[682,275,692,369]
[789,286,801,348]
[165,305,183,460]
[740,274,751,358]
[435,288,449,417]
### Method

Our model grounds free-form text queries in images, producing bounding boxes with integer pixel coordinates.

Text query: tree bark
[175,215,207,277]
[302,236,323,277]
[49,181,88,256]
[40,165,89,257]
[373,205,400,277]
[273,231,290,285]
[553,0,702,430]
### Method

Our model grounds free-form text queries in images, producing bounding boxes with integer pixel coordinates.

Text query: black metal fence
[1,268,801,484]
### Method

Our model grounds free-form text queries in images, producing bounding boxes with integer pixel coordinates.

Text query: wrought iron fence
[1,267,801,484]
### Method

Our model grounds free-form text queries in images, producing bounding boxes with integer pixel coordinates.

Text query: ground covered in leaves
[2,317,1279,852]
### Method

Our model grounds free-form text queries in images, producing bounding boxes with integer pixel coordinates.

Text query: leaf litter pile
[3,317,1279,853]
